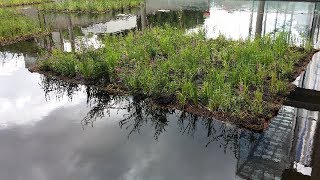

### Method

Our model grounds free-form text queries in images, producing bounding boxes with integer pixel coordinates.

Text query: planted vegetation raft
[37,26,314,130]
[0,9,46,45]
[0,0,47,6]
[41,0,143,13]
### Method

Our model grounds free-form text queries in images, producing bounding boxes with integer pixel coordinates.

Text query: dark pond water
[2,0,320,179]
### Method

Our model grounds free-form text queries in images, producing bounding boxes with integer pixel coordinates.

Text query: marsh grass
[38,26,312,123]
[41,0,143,13]
[0,9,47,45]
[40,50,109,83]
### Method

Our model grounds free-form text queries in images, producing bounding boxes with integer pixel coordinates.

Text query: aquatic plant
[41,0,143,13]
[40,50,109,83]
[37,26,312,125]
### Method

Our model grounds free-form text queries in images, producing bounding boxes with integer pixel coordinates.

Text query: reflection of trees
[0,52,23,67]
[82,86,114,127]
[40,78,171,139]
[205,121,240,155]
[178,112,240,156]
[0,41,41,55]
[39,76,246,154]
[119,98,171,140]
[119,101,242,153]
[178,112,198,136]
[119,104,243,155]
[40,76,81,101]
[40,76,124,127]
[145,10,205,29]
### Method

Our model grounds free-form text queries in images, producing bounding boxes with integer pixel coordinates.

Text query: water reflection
[145,0,320,46]
[0,51,86,128]
[2,0,320,179]
[38,75,241,146]
[198,0,320,44]
[40,75,82,101]
[18,7,140,52]
[139,9,205,29]
[37,75,320,179]
[39,76,242,146]
[41,12,139,52]
[14,0,320,53]
[1,39,319,180]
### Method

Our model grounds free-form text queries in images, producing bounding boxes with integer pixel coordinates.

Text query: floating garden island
[30,26,317,131]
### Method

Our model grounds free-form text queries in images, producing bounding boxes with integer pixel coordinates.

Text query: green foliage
[39,50,110,82]
[78,50,109,81]
[40,50,77,76]
[252,88,263,114]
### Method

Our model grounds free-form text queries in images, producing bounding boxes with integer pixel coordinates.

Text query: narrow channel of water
[1,0,320,179]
